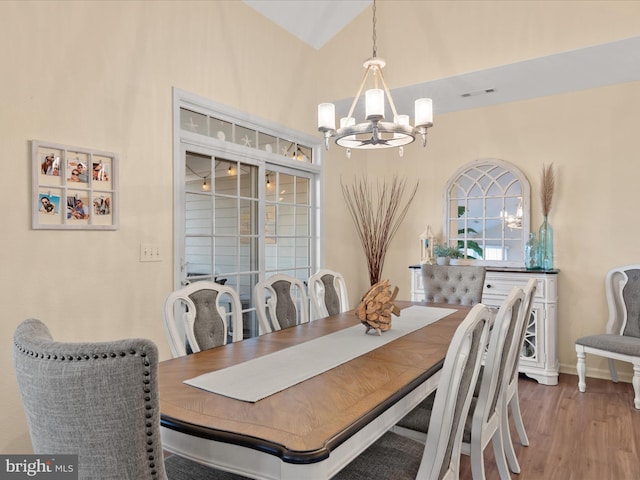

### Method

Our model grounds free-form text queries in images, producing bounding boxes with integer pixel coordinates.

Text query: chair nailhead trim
[14,340,160,479]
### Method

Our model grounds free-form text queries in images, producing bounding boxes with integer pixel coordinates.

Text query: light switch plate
[140,243,162,262]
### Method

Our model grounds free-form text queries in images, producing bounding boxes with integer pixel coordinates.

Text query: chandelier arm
[377,68,400,121]
[346,65,374,120]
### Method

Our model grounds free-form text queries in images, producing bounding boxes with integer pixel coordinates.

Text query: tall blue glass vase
[538,216,554,270]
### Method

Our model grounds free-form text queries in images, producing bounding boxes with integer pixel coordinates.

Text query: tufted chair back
[254,274,309,334]
[421,264,486,306]
[13,319,168,479]
[163,281,243,357]
[611,267,640,338]
[308,269,349,320]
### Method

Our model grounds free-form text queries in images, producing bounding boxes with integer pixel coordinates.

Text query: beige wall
[2,0,640,453]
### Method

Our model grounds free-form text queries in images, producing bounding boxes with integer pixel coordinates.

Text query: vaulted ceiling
[244,1,640,116]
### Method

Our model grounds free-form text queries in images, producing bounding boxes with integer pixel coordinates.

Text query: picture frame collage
[32,140,118,230]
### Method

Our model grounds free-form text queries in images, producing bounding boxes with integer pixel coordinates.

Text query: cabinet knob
[486,284,492,289]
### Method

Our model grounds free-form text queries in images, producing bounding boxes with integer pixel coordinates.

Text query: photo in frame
[32,140,118,230]
[66,152,90,184]
[37,189,63,226]
[66,191,91,222]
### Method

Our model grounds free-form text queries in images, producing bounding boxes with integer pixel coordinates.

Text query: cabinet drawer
[483,274,546,301]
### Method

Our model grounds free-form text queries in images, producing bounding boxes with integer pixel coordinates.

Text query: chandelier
[317,0,433,157]
[501,197,524,229]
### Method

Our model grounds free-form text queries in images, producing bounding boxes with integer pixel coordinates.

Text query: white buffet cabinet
[410,265,559,385]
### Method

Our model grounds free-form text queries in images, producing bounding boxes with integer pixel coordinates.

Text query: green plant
[433,244,447,257]
[457,206,483,259]
[434,244,461,258]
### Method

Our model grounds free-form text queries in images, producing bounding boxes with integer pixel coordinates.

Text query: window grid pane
[264,171,312,276]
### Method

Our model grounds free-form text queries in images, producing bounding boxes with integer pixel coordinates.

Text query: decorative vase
[524,232,539,270]
[538,216,554,270]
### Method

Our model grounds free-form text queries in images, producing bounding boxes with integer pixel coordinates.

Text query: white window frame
[172,87,323,290]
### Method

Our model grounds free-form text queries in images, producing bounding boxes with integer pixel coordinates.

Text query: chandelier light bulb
[365,89,385,120]
[340,116,356,144]
[318,103,335,130]
[394,115,409,138]
[340,117,356,128]
[414,98,433,127]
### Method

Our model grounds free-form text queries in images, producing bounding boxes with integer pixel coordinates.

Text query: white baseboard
[559,362,633,384]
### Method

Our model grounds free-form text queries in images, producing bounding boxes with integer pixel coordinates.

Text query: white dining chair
[308,269,349,319]
[254,274,309,334]
[163,280,243,357]
[465,286,525,480]
[501,278,537,473]
[395,287,526,480]
[576,265,640,409]
[332,303,492,480]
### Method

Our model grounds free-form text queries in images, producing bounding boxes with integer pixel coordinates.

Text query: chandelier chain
[371,0,377,58]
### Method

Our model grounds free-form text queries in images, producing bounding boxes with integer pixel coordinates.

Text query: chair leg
[470,441,487,480]
[608,358,619,383]
[576,349,587,392]
[501,402,521,474]
[492,429,512,480]
[633,363,640,409]
[510,391,529,446]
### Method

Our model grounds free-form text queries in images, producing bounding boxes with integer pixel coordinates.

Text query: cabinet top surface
[408,264,559,274]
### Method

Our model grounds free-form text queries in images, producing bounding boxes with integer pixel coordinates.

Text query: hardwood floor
[458,373,640,479]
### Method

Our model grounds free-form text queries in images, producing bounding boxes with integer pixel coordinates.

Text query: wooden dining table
[159,301,469,480]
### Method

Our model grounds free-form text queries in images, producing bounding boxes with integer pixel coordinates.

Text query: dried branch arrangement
[540,163,555,217]
[341,175,419,286]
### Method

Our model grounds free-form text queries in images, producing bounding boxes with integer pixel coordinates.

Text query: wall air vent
[461,88,496,98]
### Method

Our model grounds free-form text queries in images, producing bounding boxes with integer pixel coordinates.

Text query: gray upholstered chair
[308,269,349,320]
[254,274,309,334]
[576,265,640,409]
[421,264,486,306]
[332,303,492,480]
[395,286,525,480]
[12,318,248,480]
[163,281,243,357]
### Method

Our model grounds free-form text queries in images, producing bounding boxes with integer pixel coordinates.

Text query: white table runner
[184,305,456,402]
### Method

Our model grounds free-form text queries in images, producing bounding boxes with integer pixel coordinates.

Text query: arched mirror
[444,158,530,267]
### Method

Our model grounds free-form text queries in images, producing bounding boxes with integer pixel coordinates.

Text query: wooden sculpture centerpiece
[356,279,400,335]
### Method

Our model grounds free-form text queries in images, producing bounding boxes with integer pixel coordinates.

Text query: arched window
[444,158,530,267]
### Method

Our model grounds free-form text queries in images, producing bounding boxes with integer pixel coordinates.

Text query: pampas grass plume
[541,163,555,217]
